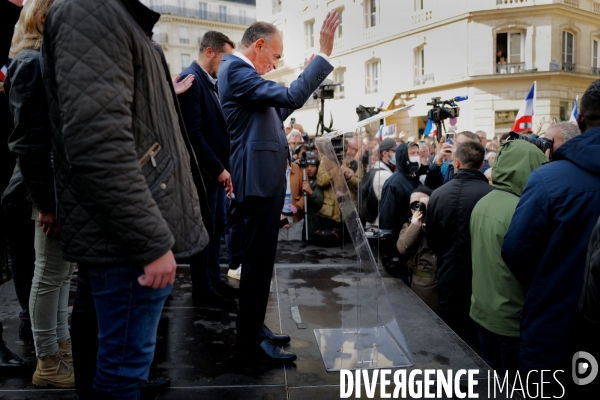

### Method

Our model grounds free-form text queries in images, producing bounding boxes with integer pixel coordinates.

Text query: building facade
[141,0,256,77]
[259,0,600,138]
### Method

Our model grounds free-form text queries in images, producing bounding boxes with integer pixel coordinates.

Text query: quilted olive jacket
[42,0,209,266]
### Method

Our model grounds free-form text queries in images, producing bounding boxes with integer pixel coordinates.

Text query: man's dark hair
[457,130,478,142]
[455,141,485,170]
[294,143,310,155]
[199,31,235,54]
[241,22,279,48]
[580,79,600,130]
[500,132,511,143]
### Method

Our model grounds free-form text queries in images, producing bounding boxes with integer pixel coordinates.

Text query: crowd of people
[1,0,599,398]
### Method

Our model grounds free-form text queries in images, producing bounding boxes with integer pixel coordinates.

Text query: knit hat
[412,185,433,197]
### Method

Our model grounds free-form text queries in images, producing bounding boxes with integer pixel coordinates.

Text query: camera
[298,151,307,169]
[313,83,339,100]
[508,131,554,155]
[427,97,462,124]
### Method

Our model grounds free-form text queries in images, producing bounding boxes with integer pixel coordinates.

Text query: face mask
[409,156,421,167]
[389,156,397,166]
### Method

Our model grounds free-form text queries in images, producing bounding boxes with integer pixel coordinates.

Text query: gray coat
[42,0,208,266]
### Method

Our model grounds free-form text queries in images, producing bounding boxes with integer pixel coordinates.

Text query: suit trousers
[236,193,284,343]
[190,182,226,294]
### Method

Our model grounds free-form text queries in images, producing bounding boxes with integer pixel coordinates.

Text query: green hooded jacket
[469,140,547,337]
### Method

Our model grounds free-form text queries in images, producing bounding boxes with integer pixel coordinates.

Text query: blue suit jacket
[178,61,229,182]
[218,54,333,201]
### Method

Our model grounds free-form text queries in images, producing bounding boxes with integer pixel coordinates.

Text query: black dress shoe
[262,325,290,346]
[243,339,297,364]
[214,280,239,299]
[193,288,236,308]
[141,377,170,394]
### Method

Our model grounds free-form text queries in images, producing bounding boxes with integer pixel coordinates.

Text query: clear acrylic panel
[312,106,414,371]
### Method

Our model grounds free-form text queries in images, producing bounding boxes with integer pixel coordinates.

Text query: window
[593,40,600,70]
[199,2,207,19]
[181,53,191,68]
[562,31,574,64]
[305,21,315,49]
[559,101,573,121]
[272,0,282,14]
[364,0,377,28]
[333,68,345,99]
[414,46,425,79]
[179,26,189,44]
[365,60,381,94]
[219,5,227,22]
[414,0,424,11]
[496,32,525,73]
[337,9,343,39]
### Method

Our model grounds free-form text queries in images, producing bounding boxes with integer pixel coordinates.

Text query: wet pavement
[0,241,508,399]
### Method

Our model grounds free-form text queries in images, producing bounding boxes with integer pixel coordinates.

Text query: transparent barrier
[311,106,414,371]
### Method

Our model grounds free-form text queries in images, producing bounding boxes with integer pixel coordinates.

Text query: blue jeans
[190,183,226,293]
[88,266,171,400]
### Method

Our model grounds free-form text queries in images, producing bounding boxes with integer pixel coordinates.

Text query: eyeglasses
[410,201,421,211]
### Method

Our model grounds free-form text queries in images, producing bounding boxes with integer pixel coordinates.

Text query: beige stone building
[259,0,600,139]
[141,0,256,77]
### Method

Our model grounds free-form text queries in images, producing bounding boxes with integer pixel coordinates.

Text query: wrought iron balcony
[562,62,576,72]
[149,5,255,25]
[592,66,600,75]
[496,62,526,74]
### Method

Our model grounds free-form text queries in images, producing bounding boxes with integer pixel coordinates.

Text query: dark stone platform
[0,241,508,399]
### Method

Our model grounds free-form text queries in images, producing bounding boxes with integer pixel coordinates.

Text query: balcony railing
[592,66,600,75]
[180,38,189,44]
[594,1,600,14]
[562,62,576,72]
[497,0,529,5]
[563,0,579,8]
[496,62,526,74]
[414,73,434,86]
[148,5,256,25]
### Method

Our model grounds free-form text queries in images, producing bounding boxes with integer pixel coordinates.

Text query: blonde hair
[9,0,54,58]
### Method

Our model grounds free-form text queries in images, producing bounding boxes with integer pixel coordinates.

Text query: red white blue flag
[0,64,7,82]
[512,82,536,132]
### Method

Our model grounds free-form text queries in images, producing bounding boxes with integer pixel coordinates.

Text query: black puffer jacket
[42,0,209,266]
[3,49,55,213]
[426,169,492,314]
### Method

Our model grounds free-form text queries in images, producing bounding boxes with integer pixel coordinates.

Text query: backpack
[359,168,383,224]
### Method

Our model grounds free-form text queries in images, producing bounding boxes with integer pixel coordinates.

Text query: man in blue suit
[218,12,339,363]
[178,31,238,308]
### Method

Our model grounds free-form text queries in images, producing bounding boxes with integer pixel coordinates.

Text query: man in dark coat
[0,0,28,375]
[378,143,421,283]
[43,0,209,396]
[218,14,338,363]
[178,31,237,307]
[426,140,491,352]
[503,79,600,396]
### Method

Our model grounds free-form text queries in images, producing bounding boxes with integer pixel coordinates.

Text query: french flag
[569,95,578,124]
[512,82,536,132]
[0,64,7,82]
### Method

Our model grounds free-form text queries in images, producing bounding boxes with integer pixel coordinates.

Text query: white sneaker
[227,265,241,280]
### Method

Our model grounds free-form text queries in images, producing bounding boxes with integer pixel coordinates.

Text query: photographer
[300,153,324,238]
[397,186,438,314]
[426,131,478,189]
